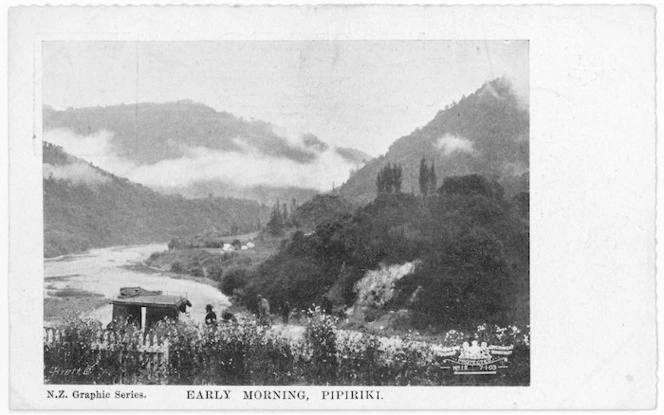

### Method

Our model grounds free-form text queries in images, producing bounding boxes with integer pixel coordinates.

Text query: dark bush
[363,307,382,323]
[189,268,204,277]
[438,174,504,200]
[167,239,182,250]
[206,264,224,281]
[219,267,250,296]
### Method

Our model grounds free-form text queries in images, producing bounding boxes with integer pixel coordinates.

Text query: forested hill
[339,78,529,204]
[230,174,529,329]
[43,142,270,258]
[43,101,302,165]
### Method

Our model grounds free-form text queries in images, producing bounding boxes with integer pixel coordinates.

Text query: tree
[429,163,437,194]
[393,164,403,193]
[384,163,393,193]
[376,162,404,195]
[266,202,284,236]
[376,171,385,195]
[419,158,436,196]
[282,202,289,224]
[219,267,249,296]
[419,157,429,196]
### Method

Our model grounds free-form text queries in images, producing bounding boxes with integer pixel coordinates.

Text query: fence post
[162,339,170,366]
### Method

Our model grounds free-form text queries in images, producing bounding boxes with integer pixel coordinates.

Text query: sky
[43,40,528,158]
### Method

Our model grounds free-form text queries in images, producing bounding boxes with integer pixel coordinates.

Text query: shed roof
[112,295,188,308]
[112,286,188,308]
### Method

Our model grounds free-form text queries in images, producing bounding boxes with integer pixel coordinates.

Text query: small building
[222,243,235,251]
[111,287,190,329]
[246,242,255,249]
[241,245,248,251]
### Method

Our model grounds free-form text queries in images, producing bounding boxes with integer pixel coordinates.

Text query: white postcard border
[8,4,657,409]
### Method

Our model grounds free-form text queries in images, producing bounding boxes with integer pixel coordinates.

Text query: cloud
[480,82,504,100]
[435,134,476,156]
[44,128,137,178]
[502,70,529,109]
[239,127,319,164]
[301,133,329,152]
[43,128,359,191]
[129,146,357,190]
[335,147,372,164]
[478,76,528,110]
[43,162,109,185]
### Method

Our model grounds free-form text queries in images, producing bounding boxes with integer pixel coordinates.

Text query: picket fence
[44,327,171,368]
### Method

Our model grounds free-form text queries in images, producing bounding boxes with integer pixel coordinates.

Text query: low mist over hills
[154,181,320,207]
[43,101,370,204]
[339,78,529,204]
[43,142,270,257]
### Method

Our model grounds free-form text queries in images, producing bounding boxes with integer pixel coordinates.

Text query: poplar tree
[429,163,437,194]
[376,162,404,195]
[393,164,403,193]
[419,157,430,196]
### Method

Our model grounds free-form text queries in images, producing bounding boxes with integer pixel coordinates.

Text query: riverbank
[44,243,231,325]
[121,261,220,288]
[143,236,280,288]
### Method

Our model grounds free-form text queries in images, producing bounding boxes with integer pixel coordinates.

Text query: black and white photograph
[41,40,530,386]
[6,4,657,410]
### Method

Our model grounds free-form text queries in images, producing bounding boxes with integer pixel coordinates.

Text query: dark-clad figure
[205,304,217,327]
[281,301,292,324]
[257,294,271,327]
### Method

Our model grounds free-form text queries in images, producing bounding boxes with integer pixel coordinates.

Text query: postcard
[7,4,657,410]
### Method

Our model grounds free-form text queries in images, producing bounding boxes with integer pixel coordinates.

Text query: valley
[42,75,530,385]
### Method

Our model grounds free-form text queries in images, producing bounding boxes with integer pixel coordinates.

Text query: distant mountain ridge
[339,78,529,204]
[43,101,321,165]
[157,181,321,207]
[43,142,270,257]
[43,101,370,204]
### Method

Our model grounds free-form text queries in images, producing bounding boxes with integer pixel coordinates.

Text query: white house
[246,242,255,249]
[222,243,235,251]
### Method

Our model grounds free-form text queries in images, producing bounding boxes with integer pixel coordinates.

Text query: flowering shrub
[44,315,529,385]
[303,307,339,384]
[473,323,530,347]
[158,318,298,385]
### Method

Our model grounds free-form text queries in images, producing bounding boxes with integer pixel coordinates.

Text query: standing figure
[205,304,217,327]
[257,294,271,327]
[281,301,292,324]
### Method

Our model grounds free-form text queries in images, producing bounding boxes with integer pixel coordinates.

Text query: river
[44,243,230,325]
